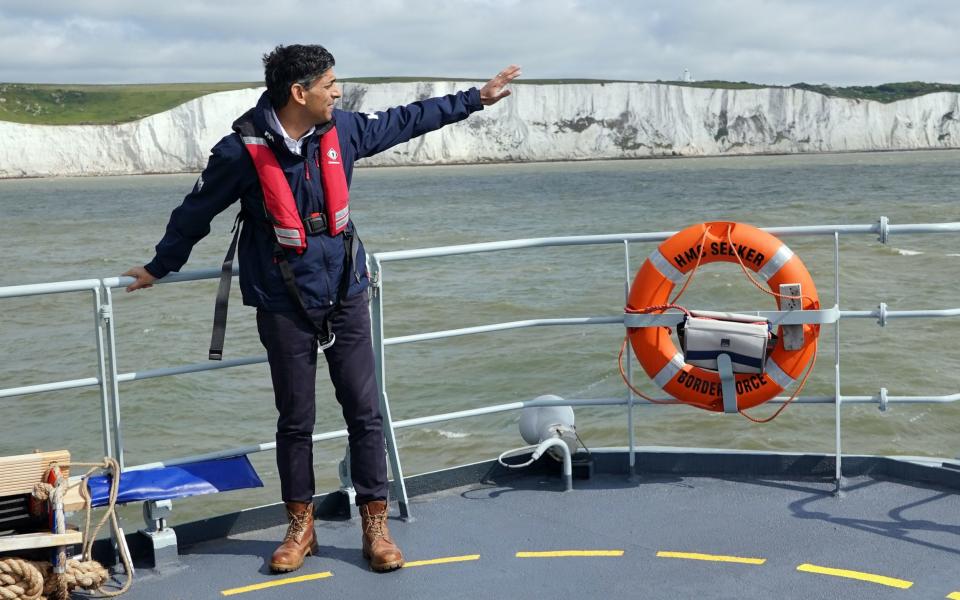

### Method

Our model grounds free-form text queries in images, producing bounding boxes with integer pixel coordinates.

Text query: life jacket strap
[209,213,243,360]
[272,243,337,349]
[209,220,362,359]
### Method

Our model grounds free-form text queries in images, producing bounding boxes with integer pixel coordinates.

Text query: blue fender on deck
[86,455,263,507]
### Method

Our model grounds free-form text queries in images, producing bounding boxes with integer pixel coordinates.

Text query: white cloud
[0,0,957,84]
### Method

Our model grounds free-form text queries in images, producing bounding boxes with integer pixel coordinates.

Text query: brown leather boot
[269,501,318,573]
[360,500,404,571]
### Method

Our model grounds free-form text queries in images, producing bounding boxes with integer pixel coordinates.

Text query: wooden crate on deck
[0,450,86,511]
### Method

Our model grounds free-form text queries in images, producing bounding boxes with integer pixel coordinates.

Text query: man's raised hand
[479,65,521,106]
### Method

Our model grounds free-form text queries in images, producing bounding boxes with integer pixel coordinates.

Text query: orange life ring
[627,221,820,412]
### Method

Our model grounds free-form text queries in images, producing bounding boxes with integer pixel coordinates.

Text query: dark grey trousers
[256,290,387,505]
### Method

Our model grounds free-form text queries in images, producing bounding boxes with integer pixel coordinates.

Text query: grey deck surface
[115,468,960,600]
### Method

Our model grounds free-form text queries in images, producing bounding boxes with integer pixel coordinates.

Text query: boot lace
[363,509,387,541]
[284,509,310,543]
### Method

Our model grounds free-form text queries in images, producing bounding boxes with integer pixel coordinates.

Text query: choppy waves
[2,152,958,522]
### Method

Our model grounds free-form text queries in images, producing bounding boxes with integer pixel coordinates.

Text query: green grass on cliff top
[0,82,263,125]
[2,79,959,126]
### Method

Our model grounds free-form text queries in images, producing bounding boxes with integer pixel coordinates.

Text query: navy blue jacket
[145,88,483,311]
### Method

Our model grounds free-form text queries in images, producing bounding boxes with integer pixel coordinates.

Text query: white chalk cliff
[1,82,958,178]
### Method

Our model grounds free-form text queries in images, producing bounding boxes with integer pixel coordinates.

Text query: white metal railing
[1,218,958,520]
[369,218,960,514]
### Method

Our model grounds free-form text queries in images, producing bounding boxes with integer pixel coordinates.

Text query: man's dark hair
[262,44,336,109]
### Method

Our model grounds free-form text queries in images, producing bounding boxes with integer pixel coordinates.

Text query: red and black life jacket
[209,111,359,360]
[233,112,350,248]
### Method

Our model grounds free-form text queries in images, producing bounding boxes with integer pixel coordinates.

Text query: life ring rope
[618,305,689,406]
[721,222,819,422]
[737,338,818,422]
[618,226,709,407]
[621,221,821,419]
[723,223,818,309]
[668,225,709,304]
[617,300,817,420]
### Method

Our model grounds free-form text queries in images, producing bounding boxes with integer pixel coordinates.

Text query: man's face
[298,68,341,124]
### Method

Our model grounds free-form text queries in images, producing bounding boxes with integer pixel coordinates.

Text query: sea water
[1,150,958,522]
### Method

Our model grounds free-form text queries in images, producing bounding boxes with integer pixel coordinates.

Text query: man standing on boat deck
[123,44,520,573]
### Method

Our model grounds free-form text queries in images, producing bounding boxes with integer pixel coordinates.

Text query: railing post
[92,286,114,460]
[368,257,411,519]
[100,285,125,469]
[96,282,127,568]
[833,233,844,495]
[623,240,637,479]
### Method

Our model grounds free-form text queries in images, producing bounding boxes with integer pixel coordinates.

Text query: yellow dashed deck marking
[405,554,481,568]
[797,563,913,589]
[947,592,960,600]
[516,550,624,558]
[221,571,333,596]
[657,551,766,565]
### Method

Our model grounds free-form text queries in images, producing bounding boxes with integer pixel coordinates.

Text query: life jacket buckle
[303,212,328,235]
[318,332,336,352]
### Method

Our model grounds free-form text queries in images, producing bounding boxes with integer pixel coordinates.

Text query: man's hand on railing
[123,266,157,292]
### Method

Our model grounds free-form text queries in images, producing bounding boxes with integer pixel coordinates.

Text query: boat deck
[110,450,960,600]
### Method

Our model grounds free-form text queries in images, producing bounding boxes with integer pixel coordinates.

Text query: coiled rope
[0,559,110,600]
[0,559,42,600]
[0,457,132,600]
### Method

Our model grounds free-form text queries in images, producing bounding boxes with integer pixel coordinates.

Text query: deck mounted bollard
[141,499,178,571]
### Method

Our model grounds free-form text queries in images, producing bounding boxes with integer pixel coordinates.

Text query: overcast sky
[1,0,957,86]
